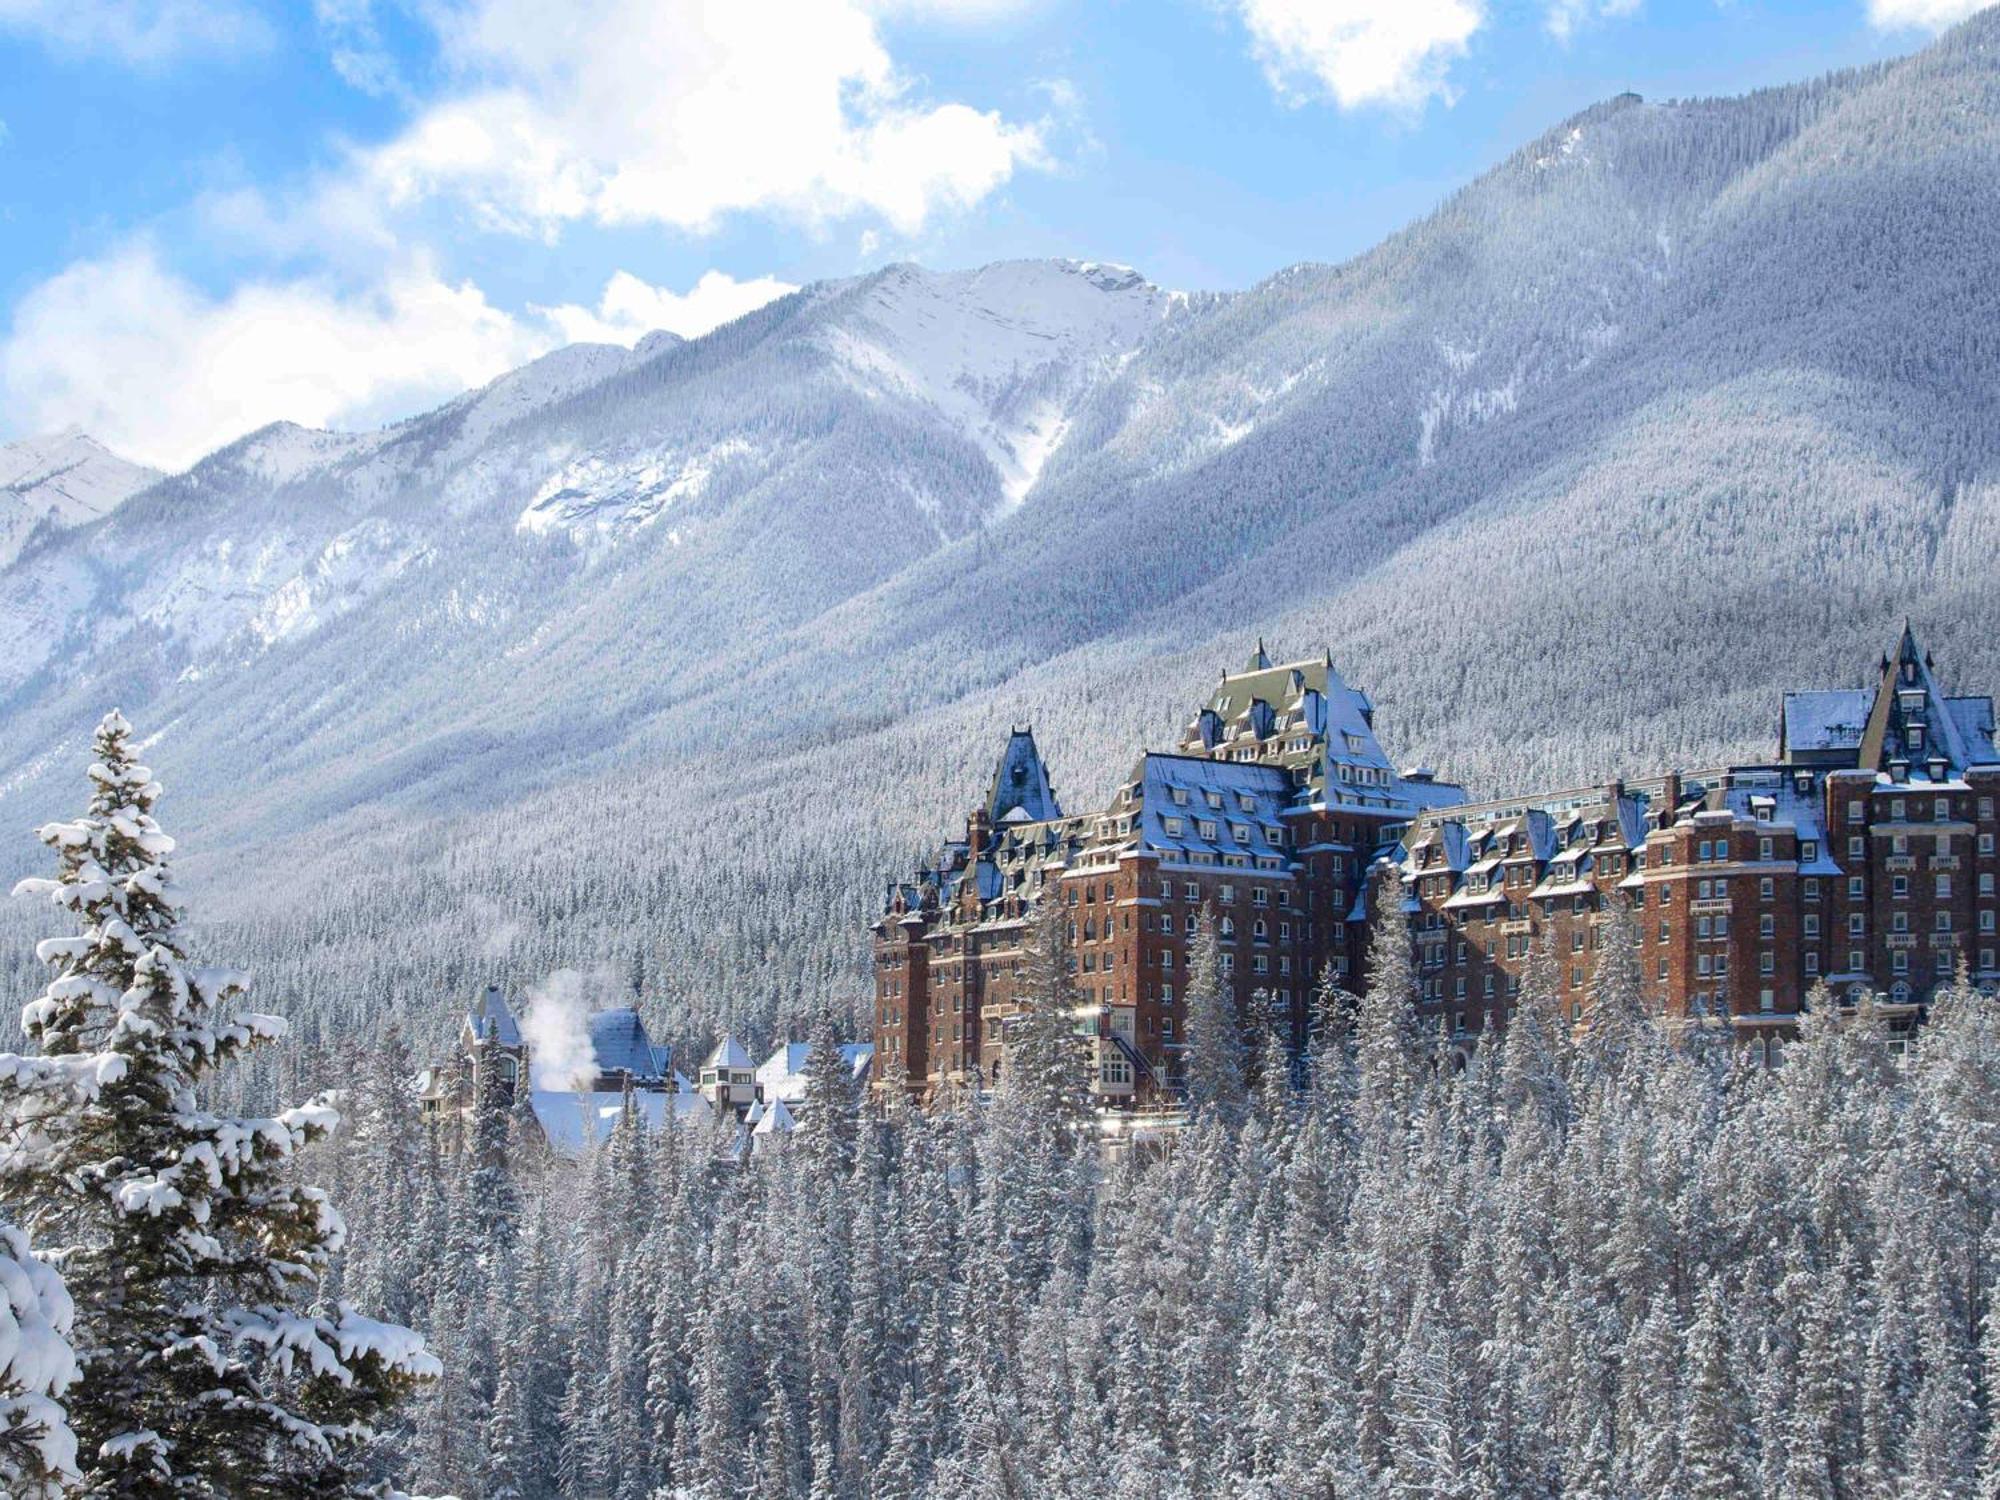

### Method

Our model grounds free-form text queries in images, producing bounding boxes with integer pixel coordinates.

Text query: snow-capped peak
[817,258,1177,512]
[0,430,160,569]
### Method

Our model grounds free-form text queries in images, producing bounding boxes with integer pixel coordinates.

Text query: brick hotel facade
[872,627,2000,1104]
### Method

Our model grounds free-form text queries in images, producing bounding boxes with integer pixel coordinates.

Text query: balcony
[1885,855,1916,873]
[1692,899,1731,915]
[1931,856,1961,871]
[1886,934,1917,950]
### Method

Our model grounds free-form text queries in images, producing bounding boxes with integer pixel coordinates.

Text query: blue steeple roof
[987,726,1061,825]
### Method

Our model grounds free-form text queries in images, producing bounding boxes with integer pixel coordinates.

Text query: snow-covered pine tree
[799,1002,859,1178]
[0,1215,80,1498]
[4,711,438,1496]
[1355,868,1422,1145]
[1577,892,1649,1088]
[996,897,1092,1145]
[1181,906,1247,1123]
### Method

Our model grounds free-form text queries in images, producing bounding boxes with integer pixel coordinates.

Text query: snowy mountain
[0,430,158,569]
[3,17,2000,1052]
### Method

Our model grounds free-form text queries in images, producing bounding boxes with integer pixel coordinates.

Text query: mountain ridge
[3,15,1999,1049]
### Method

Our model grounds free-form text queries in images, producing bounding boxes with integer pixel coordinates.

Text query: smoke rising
[522,966,613,1092]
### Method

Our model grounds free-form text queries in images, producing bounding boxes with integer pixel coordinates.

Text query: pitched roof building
[875,627,2000,1103]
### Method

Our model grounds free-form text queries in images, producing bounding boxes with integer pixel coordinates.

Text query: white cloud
[537,269,798,346]
[1235,0,1484,111]
[1545,0,1641,42]
[0,244,546,471]
[0,248,801,470]
[0,0,270,63]
[364,0,1049,237]
[1865,0,1989,29]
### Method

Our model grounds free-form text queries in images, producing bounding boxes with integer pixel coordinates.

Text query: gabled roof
[464,986,521,1048]
[756,1041,875,1102]
[1853,624,1995,778]
[752,1096,796,1135]
[587,1008,665,1081]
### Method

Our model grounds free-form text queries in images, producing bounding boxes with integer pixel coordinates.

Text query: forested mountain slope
[3,16,1998,1062]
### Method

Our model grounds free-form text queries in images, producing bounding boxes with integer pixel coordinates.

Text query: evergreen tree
[799,1003,859,1179]
[0,1217,80,1498]
[3,712,437,1497]
[1182,906,1247,1123]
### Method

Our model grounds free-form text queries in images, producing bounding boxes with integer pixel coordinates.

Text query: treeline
[329,891,2000,1498]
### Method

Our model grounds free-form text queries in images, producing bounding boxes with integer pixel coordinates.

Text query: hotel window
[1760,952,1775,975]
[1849,800,1865,821]
[1657,959,1669,980]
[1983,835,1996,855]
[1806,953,1820,975]
[1760,838,1774,861]
[1893,951,1910,975]
[1803,842,1818,862]
[1804,914,1820,937]
[1184,881,1198,900]
[1850,950,1864,972]
[1936,798,1951,821]
[1849,835,1865,859]
[1760,878,1774,901]
[1698,954,1712,976]
[1984,910,1996,933]
[1850,876,1865,898]
[1937,912,1953,932]
[1164,817,1183,835]
[1658,921,1669,943]
[1698,840,1712,861]
[1893,912,1909,934]
[1760,915,1775,938]
[1938,874,1953,898]
[1805,879,1820,902]
[1893,799,1907,820]
[1849,914,1866,936]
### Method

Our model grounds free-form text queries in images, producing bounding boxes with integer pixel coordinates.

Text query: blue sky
[0,0,1975,468]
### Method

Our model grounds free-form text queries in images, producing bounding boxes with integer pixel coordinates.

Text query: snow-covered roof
[1782,690,1871,756]
[755,1041,875,1103]
[987,727,1061,825]
[529,1086,709,1155]
[464,986,521,1048]
[587,1008,666,1081]
[704,1035,753,1071]
[1950,697,1998,762]
[1135,754,1293,858]
[752,1096,796,1137]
